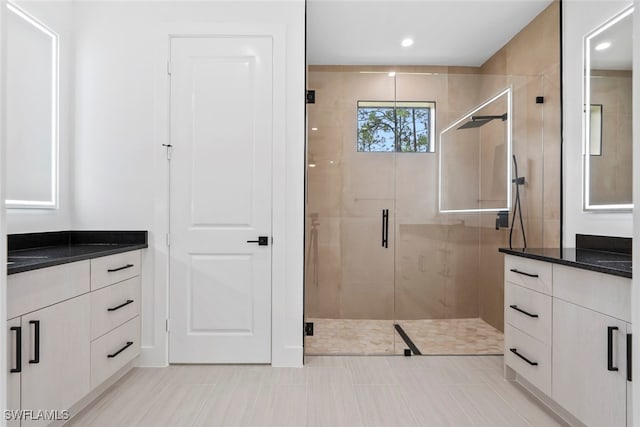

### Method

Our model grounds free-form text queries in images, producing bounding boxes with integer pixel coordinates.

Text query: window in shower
[357,101,436,152]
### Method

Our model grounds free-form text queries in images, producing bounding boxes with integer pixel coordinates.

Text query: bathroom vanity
[6,231,147,426]
[500,242,632,427]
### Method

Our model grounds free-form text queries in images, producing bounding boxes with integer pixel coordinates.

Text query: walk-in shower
[304,68,552,356]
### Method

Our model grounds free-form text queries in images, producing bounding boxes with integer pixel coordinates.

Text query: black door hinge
[305,322,314,336]
[306,90,316,104]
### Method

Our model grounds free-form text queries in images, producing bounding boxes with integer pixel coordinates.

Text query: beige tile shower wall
[477,1,561,332]
[589,71,633,205]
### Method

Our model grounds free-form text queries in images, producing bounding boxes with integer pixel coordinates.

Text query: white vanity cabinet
[20,296,91,427]
[503,254,632,427]
[7,262,91,426]
[552,264,631,427]
[6,250,142,426]
[504,257,553,395]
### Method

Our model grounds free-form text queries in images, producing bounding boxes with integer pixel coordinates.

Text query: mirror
[439,87,512,213]
[584,6,633,211]
[5,2,59,209]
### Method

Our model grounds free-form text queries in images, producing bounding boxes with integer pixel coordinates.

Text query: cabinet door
[553,298,628,427]
[7,317,21,427]
[20,294,91,427]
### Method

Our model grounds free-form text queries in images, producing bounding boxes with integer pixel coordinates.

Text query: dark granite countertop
[499,247,632,279]
[8,231,148,275]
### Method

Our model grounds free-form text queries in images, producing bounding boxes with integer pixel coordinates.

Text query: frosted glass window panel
[5,4,58,208]
[439,88,511,213]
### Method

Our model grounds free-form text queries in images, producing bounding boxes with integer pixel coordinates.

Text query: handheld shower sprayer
[509,155,527,249]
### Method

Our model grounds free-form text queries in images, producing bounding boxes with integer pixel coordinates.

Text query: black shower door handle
[381,209,389,248]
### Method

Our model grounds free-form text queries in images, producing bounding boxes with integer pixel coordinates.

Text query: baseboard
[272,345,303,367]
[56,359,137,427]
[138,344,168,367]
[515,374,586,427]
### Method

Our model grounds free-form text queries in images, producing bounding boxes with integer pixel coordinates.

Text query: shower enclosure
[304,68,554,355]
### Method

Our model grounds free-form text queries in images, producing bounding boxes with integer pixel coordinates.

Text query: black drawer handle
[510,268,539,278]
[108,299,134,312]
[608,326,619,371]
[509,348,538,366]
[627,333,632,382]
[509,305,539,318]
[29,320,40,364]
[108,264,134,273]
[108,341,134,358]
[10,326,21,373]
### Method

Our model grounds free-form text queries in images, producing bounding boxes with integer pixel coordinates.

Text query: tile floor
[304,318,504,355]
[66,355,566,427]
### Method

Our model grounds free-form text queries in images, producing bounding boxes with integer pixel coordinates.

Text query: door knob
[247,236,269,246]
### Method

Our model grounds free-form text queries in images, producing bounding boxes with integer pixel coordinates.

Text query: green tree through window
[357,101,436,152]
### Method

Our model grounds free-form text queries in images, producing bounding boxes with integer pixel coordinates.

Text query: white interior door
[169,36,273,364]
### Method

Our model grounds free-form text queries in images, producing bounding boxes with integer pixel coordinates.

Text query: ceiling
[307,0,555,66]
[590,10,633,70]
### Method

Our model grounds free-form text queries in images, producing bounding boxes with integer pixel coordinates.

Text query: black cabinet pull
[108,264,134,273]
[509,305,539,318]
[509,348,538,366]
[29,320,40,364]
[608,326,619,371]
[107,299,134,312]
[509,268,539,278]
[627,333,632,382]
[107,341,134,358]
[10,326,21,373]
[382,209,389,248]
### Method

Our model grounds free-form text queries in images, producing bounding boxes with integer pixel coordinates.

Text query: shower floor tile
[398,318,504,355]
[305,318,503,356]
[304,318,406,355]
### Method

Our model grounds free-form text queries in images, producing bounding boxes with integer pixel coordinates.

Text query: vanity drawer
[504,324,551,396]
[91,316,140,389]
[505,282,552,344]
[553,264,631,322]
[504,255,552,295]
[91,276,140,340]
[7,261,90,319]
[91,251,141,291]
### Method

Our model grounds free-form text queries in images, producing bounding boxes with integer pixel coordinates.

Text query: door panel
[169,36,273,363]
[189,254,254,333]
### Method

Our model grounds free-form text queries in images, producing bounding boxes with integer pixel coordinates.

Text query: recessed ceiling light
[401,38,414,47]
[388,72,396,77]
[595,42,611,51]
[311,127,318,131]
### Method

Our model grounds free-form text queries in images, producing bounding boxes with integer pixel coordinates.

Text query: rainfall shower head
[457,113,508,130]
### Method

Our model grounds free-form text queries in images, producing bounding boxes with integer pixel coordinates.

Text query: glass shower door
[304,69,400,355]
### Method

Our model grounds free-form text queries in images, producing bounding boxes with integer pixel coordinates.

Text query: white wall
[0,0,7,423]
[562,0,633,247]
[72,1,305,367]
[632,5,639,426]
[5,1,73,234]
